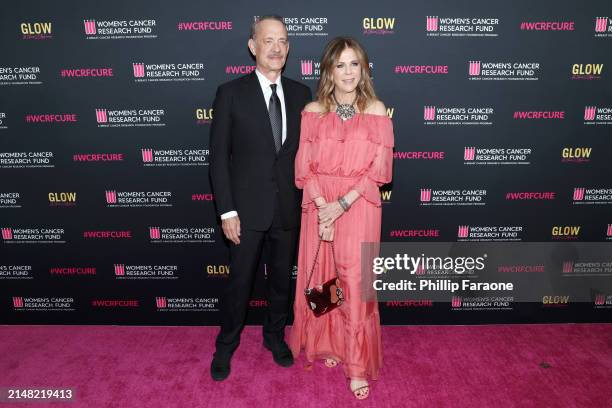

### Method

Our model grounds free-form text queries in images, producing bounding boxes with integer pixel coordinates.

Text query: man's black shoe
[263,340,294,367]
[210,354,231,381]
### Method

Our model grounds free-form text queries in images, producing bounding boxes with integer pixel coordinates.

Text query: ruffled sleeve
[350,115,394,206]
[295,111,323,204]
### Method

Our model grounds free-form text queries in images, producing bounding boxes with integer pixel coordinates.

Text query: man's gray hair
[249,15,287,39]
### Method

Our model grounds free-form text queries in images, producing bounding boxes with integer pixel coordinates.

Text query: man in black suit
[208,15,311,381]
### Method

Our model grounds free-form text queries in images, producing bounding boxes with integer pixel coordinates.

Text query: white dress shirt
[220,69,287,220]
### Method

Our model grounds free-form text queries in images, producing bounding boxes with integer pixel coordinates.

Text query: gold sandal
[324,358,338,368]
[350,379,369,400]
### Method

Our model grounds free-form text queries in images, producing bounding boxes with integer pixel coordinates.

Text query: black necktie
[268,84,282,153]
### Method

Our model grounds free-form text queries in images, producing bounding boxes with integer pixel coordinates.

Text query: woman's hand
[318,201,344,228]
[319,223,334,241]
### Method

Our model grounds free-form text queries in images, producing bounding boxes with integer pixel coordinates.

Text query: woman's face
[331,47,361,95]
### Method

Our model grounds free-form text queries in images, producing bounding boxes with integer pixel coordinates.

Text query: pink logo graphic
[426,16,439,31]
[96,109,108,123]
[595,294,605,305]
[458,225,469,238]
[562,261,574,273]
[420,188,431,202]
[156,296,167,308]
[469,61,481,76]
[13,296,24,308]
[2,228,13,240]
[607,224,612,237]
[464,147,476,161]
[595,17,608,33]
[132,63,145,78]
[83,19,97,35]
[105,190,117,204]
[141,148,153,162]
[301,60,313,75]
[573,187,585,201]
[451,296,462,308]
[149,227,161,239]
[424,106,435,121]
[114,264,125,276]
[584,106,596,121]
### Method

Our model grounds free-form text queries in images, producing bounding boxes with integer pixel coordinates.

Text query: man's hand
[221,215,241,245]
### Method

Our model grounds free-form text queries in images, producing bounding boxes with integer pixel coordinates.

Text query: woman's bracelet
[338,196,350,211]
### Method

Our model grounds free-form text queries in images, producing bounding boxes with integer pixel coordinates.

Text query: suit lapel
[279,76,297,155]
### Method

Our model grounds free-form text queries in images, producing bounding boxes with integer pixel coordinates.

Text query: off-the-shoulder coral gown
[289,110,394,381]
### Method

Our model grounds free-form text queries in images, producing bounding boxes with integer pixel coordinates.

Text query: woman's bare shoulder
[364,100,387,116]
[304,101,325,113]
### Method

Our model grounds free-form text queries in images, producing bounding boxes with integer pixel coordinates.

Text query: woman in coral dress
[289,37,394,400]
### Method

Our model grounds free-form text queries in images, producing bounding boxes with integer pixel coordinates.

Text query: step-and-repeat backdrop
[1,1,611,325]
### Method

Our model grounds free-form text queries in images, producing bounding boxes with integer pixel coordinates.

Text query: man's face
[248,19,289,73]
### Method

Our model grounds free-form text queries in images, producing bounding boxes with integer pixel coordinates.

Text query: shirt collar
[255,68,282,91]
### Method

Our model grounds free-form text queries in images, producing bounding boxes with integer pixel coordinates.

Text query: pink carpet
[1,324,610,407]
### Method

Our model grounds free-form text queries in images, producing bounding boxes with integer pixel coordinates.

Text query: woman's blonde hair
[316,37,377,114]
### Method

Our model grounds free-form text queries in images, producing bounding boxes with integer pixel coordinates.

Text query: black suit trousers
[214,192,298,357]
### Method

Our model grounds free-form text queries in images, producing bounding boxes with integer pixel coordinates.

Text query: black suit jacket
[209,72,312,230]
